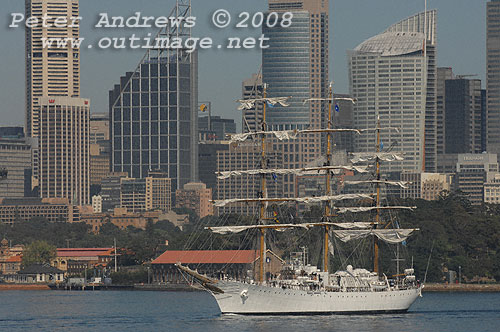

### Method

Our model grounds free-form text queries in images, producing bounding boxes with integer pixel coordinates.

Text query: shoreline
[2,283,500,292]
[423,283,500,292]
[0,284,51,291]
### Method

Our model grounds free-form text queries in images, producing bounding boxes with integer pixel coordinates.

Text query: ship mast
[374,117,381,275]
[259,84,268,284]
[323,83,334,273]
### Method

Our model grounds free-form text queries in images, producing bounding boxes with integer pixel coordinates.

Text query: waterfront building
[25,0,81,138]
[349,10,437,174]
[151,250,284,284]
[53,248,114,274]
[175,182,213,219]
[487,0,500,155]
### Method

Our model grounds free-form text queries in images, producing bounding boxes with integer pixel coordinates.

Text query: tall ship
[177,82,423,315]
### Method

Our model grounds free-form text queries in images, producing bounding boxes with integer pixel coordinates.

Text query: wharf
[423,283,500,292]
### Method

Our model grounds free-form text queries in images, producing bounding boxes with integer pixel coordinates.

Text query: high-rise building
[120,172,172,213]
[198,141,229,198]
[261,0,329,198]
[25,0,80,137]
[217,142,282,216]
[110,52,198,194]
[90,113,110,186]
[242,74,264,133]
[487,0,500,155]
[349,10,437,174]
[100,172,128,212]
[175,182,213,218]
[38,97,89,205]
[198,116,236,141]
[456,153,499,205]
[264,0,329,130]
[332,94,355,153]
[436,67,454,156]
[0,136,38,198]
[445,78,484,154]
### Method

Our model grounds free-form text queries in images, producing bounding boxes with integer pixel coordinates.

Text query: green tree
[22,240,57,267]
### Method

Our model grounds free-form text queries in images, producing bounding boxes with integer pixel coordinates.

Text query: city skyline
[0,0,489,128]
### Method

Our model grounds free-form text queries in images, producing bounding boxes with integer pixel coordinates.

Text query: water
[1,291,499,332]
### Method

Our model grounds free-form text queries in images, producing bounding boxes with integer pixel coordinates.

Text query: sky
[0,0,488,128]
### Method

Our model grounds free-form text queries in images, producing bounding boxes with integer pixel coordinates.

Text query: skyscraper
[436,67,454,156]
[25,0,80,138]
[349,10,437,174]
[37,97,89,205]
[242,73,263,133]
[110,3,198,198]
[487,0,500,155]
[444,78,483,154]
[262,0,329,197]
[109,52,198,195]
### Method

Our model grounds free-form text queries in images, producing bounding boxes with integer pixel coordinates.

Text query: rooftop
[57,248,114,258]
[152,250,259,265]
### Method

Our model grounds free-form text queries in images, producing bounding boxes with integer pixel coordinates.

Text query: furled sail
[237,97,291,110]
[359,127,401,133]
[217,165,369,180]
[336,206,416,213]
[332,229,418,244]
[228,128,361,143]
[213,194,374,208]
[343,180,410,189]
[229,130,300,142]
[351,153,404,163]
[206,222,373,235]
[205,223,311,234]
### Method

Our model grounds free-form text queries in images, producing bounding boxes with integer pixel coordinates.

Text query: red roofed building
[54,248,115,275]
[0,254,22,275]
[151,250,284,284]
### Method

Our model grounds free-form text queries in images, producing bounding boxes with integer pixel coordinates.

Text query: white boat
[177,83,423,315]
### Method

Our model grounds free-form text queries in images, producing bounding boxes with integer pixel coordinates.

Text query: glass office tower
[110,52,198,194]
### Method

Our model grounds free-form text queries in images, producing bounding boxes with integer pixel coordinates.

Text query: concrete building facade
[487,0,500,155]
[38,97,90,205]
[25,0,81,138]
[175,182,213,218]
[349,11,437,174]
[456,153,499,205]
[0,137,37,198]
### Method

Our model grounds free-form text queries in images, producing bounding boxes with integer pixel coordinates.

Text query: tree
[22,240,57,267]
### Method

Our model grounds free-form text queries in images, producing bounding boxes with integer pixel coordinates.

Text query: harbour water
[1,290,499,331]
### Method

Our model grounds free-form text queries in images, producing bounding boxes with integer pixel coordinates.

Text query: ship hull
[212,281,421,315]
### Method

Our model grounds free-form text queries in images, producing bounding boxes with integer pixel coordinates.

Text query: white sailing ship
[177,83,423,315]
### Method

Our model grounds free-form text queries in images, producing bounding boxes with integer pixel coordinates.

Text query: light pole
[459,265,462,284]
